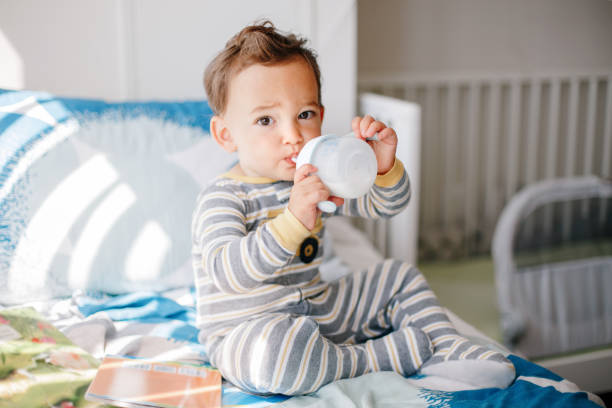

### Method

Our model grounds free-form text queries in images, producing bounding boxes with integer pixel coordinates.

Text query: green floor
[419,256,503,343]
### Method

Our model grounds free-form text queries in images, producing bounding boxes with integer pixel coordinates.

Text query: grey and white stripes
[191,160,513,394]
[209,260,435,395]
[191,160,410,343]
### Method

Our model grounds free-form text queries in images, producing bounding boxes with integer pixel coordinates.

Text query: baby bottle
[295,134,378,212]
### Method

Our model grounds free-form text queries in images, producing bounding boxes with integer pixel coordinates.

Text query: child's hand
[289,164,344,230]
[351,115,397,174]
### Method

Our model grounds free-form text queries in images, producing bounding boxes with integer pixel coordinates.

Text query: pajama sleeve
[192,184,311,294]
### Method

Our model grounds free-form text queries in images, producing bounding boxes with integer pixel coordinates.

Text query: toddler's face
[221,56,323,180]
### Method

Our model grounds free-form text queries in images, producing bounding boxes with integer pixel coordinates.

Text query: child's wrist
[377,158,395,175]
[267,208,311,252]
[375,158,404,187]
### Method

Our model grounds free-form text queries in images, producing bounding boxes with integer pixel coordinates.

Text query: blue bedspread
[75,291,604,408]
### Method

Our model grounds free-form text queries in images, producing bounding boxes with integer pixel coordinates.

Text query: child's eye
[256,116,272,126]
[298,111,315,120]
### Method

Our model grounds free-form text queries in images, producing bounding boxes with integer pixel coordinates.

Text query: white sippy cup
[295,133,378,212]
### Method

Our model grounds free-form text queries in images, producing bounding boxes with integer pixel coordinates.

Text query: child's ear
[210,115,237,152]
[320,105,325,121]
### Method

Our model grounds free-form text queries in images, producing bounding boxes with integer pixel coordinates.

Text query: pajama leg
[382,261,516,388]
[308,260,435,375]
[309,259,515,389]
[207,312,430,396]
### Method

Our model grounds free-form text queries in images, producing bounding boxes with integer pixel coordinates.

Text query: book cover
[86,355,222,408]
[0,307,101,408]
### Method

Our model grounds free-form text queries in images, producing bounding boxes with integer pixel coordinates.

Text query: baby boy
[192,21,515,395]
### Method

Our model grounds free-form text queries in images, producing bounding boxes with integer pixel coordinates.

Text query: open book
[85,355,222,408]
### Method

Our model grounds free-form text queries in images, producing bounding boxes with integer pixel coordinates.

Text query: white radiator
[359,71,612,259]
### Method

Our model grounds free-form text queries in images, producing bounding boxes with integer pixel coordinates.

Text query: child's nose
[282,123,303,145]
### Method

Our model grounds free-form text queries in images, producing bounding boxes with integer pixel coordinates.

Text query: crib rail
[359,71,612,259]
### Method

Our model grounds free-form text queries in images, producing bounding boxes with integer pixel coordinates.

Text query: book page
[86,355,221,408]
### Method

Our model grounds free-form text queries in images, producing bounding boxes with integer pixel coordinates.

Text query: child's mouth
[287,154,298,165]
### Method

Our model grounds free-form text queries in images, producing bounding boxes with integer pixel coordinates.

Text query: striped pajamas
[192,159,513,395]
[210,260,434,395]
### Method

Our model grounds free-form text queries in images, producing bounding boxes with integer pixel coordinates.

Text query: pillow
[0,89,234,304]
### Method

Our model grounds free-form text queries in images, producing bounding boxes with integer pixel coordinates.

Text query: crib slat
[485,82,501,238]
[443,84,459,230]
[583,77,598,176]
[523,80,541,240]
[600,76,612,224]
[380,84,394,98]
[526,80,541,186]
[422,85,438,230]
[403,86,416,102]
[464,83,480,252]
[581,77,598,217]
[543,79,561,239]
[506,81,521,203]
[545,80,561,179]
[562,79,580,241]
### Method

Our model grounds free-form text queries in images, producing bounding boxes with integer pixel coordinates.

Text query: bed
[0,88,604,407]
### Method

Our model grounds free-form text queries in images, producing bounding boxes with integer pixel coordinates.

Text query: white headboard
[359,93,421,265]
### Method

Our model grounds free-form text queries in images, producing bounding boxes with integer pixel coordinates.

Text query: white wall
[358,0,612,75]
[0,0,356,135]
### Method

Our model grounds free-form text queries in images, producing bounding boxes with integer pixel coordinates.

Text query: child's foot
[365,325,433,377]
[418,335,515,388]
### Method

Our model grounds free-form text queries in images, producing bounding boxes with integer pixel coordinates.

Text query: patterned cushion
[0,89,235,303]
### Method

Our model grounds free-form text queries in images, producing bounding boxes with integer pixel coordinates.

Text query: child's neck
[227,163,246,176]
[224,164,280,184]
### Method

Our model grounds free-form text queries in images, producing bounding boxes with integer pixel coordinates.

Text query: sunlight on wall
[68,183,136,288]
[10,154,118,292]
[0,29,24,89]
[125,220,171,282]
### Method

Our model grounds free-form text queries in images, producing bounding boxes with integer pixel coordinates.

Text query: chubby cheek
[252,143,280,171]
[281,167,297,181]
[304,131,322,145]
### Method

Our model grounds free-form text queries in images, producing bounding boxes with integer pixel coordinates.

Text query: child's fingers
[294,164,317,183]
[299,176,331,198]
[376,127,397,144]
[311,187,331,203]
[351,116,362,138]
[359,115,376,138]
[329,196,344,207]
[364,120,388,139]
[293,179,331,207]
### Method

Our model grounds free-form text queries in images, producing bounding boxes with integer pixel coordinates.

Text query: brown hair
[203,20,322,115]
